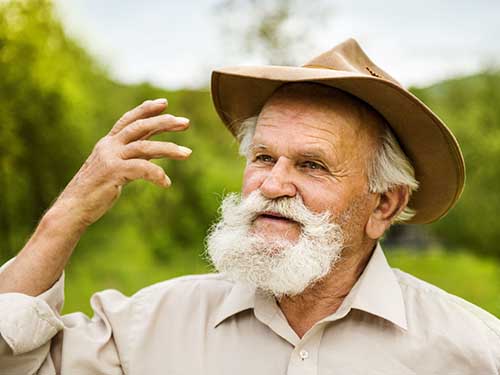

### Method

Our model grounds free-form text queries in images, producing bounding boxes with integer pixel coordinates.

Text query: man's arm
[0,98,191,296]
[0,263,129,375]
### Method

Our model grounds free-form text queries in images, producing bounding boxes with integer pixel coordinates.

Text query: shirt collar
[212,242,407,331]
[212,281,256,328]
[331,242,408,330]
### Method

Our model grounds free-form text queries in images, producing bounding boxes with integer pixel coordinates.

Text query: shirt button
[299,349,309,360]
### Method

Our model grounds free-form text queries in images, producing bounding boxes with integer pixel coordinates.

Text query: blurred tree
[0,0,106,260]
[2,0,500,269]
[413,71,500,258]
[0,0,244,264]
[215,0,332,65]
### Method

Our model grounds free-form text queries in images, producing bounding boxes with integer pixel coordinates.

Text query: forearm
[0,199,87,296]
[0,98,188,296]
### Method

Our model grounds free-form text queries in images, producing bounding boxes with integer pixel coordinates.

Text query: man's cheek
[241,169,264,196]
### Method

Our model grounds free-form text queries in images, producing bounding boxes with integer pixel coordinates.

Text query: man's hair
[236,116,419,223]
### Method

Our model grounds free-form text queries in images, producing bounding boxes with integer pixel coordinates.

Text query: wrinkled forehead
[256,82,387,154]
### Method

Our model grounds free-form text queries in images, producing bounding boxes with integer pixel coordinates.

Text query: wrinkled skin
[243,83,397,247]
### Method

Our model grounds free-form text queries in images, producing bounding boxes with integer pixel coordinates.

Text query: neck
[277,240,376,338]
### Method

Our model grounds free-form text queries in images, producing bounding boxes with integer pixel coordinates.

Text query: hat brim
[211,66,465,224]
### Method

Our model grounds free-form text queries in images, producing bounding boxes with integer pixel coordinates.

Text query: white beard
[205,191,345,298]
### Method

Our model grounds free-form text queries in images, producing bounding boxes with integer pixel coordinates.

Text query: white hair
[236,116,419,223]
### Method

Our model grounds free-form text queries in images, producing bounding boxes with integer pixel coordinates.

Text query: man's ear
[366,186,410,240]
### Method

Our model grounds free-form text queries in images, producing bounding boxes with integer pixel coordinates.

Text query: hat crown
[303,38,402,87]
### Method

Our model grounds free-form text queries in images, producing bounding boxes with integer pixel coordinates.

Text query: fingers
[115,114,190,144]
[121,159,172,188]
[108,98,168,136]
[120,140,192,160]
[103,99,191,190]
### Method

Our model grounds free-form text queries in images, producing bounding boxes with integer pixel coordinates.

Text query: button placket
[299,349,309,361]
[286,324,326,375]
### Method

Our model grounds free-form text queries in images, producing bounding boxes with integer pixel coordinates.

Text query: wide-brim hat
[210,38,465,224]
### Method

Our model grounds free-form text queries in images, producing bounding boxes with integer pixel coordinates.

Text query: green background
[1,0,499,318]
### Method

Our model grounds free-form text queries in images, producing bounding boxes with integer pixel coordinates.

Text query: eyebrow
[248,143,269,153]
[299,150,330,161]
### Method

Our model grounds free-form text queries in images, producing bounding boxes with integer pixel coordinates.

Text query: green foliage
[0,0,244,265]
[411,72,500,257]
[0,0,499,319]
[0,0,107,258]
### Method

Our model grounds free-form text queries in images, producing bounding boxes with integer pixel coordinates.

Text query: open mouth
[257,211,296,223]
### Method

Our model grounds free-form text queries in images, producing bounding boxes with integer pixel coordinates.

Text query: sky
[53,0,500,90]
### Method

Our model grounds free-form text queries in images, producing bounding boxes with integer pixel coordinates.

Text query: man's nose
[259,157,297,199]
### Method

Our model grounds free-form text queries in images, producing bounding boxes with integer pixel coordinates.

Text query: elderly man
[0,39,498,374]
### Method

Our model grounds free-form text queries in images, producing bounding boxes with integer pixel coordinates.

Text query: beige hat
[211,38,465,224]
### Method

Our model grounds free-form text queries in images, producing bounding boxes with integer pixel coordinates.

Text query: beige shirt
[1,244,499,375]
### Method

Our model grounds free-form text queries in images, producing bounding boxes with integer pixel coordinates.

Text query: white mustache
[222,190,332,232]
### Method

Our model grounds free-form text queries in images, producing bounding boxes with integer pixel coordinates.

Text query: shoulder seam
[449,297,500,341]
[149,273,234,287]
[396,273,500,340]
[133,273,233,297]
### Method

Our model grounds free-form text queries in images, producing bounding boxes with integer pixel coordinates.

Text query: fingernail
[154,98,168,105]
[163,175,172,187]
[177,117,189,124]
[178,146,192,155]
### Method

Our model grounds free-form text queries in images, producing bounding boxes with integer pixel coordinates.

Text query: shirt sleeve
[0,258,127,375]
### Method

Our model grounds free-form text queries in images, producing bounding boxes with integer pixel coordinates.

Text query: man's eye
[255,155,274,163]
[302,161,325,170]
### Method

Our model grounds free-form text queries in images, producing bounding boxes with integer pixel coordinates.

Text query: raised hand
[55,98,191,227]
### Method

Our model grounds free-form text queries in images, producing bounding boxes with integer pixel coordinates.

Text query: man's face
[206,83,385,297]
[242,83,382,246]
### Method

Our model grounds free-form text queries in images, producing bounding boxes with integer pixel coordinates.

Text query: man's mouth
[256,211,296,223]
